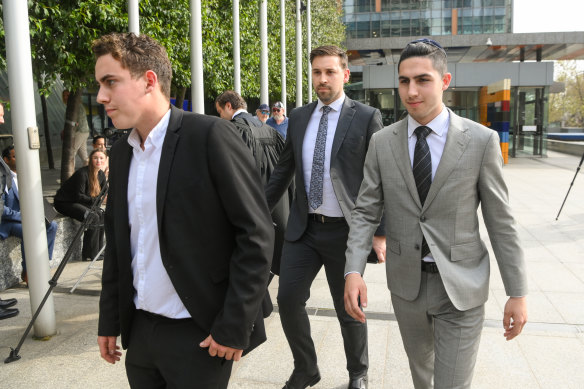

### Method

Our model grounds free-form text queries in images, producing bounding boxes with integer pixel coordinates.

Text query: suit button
[420,216,426,222]
[415,244,420,250]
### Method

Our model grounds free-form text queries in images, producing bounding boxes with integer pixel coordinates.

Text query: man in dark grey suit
[344,39,528,389]
[265,45,385,389]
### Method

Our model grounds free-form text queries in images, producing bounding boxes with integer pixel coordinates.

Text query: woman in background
[54,148,107,261]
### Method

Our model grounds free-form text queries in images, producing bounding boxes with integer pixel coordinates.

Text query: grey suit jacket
[345,109,527,310]
[265,96,384,241]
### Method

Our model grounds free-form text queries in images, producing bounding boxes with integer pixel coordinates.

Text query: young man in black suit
[93,33,274,389]
[265,46,386,389]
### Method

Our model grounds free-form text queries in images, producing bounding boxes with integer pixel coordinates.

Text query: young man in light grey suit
[344,39,528,389]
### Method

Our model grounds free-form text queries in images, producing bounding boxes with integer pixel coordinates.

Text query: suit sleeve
[265,129,295,211]
[367,109,386,237]
[206,122,274,349]
[478,131,528,297]
[1,189,21,222]
[345,133,385,275]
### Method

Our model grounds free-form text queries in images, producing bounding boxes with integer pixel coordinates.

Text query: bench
[0,215,82,291]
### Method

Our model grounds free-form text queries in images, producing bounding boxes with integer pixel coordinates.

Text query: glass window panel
[401,26,411,36]
[372,20,380,37]
[473,8,483,16]
[443,25,452,34]
[431,26,442,35]
[462,9,472,16]
[463,0,471,7]
[463,16,473,25]
[494,7,506,15]
[390,11,401,20]
[371,13,380,21]
[356,0,372,13]
[410,10,420,19]
[432,0,442,10]
[432,9,442,17]
[474,24,483,34]
[391,26,401,36]
[432,18,442,27]
[494,23,505,33]
[381,20,391,36]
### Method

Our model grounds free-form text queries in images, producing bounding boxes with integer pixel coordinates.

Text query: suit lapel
[423,110,470,210]
[331,97,355,159]
[156,106,182,232]
[389,120,421,207]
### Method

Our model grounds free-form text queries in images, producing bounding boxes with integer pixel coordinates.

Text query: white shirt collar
[232,108,247,119]
[127,109,171,151]
[407,105,449,139]
[315,92,345,113]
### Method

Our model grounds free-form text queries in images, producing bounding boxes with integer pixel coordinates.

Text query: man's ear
[144,70,158,93]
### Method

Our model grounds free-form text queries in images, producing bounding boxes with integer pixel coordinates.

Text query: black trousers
[125,310,233,389]
[277,219,368,379]
[54,201,104,260]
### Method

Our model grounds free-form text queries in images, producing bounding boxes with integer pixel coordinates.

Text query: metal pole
[280,0,286,111]
[260,0,269,104]
[295,0,303,107]
[128,0,140,35]
[190,0,205,113]
[233,0,241,94]
[3,0,56,337]
[306,0,312,103]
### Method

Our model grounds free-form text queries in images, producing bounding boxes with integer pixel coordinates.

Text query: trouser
[125,309,233,389]
[73,130,89,168]
[391,271,485,389]
[3,220,57,271]
[277,219,368,379]
[54,201,104,260]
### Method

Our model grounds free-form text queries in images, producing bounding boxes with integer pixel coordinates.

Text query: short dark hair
[310,45,348,69]
[398,38,448,76]
[2,144,14,160]
[215,90,247,110]
[92,33,172,99]
[93,135,106,144]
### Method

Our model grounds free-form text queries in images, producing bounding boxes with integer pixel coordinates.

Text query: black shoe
[347,375,368,389]
[0,298,17,309]
[282,369,321,389]
[0,307,19,320]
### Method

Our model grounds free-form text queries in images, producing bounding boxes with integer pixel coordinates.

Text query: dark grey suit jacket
[265,96,384,241]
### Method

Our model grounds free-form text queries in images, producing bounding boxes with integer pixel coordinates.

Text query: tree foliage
[550,61,584,128]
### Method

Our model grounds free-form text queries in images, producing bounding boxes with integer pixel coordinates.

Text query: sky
[513,0,584,33]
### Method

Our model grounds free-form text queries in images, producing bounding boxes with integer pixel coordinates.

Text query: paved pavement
[1,150,583,388]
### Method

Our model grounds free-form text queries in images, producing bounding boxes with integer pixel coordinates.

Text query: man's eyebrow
[98,74,115,83]
[399,73,433,80]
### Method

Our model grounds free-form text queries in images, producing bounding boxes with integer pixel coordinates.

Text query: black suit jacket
[98,106,274,353]
[265,97,385,241]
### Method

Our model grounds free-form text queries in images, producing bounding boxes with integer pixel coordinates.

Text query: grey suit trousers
[392,271,484,389]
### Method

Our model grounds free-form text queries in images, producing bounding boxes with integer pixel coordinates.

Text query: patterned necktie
[308,105,332,210]
[413,125,432,258]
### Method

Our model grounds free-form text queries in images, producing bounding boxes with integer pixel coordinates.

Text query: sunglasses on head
[408,38,446,55]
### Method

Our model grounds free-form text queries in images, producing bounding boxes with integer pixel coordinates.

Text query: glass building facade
[344,0,513,39]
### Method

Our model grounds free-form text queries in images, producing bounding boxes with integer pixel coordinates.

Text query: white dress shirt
[127,109,190,319]
[302,93,345,217]
[407,105,450,262]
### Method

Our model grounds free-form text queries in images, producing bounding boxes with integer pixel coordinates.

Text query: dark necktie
[308,105,332,210]
[413,125,432,258]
